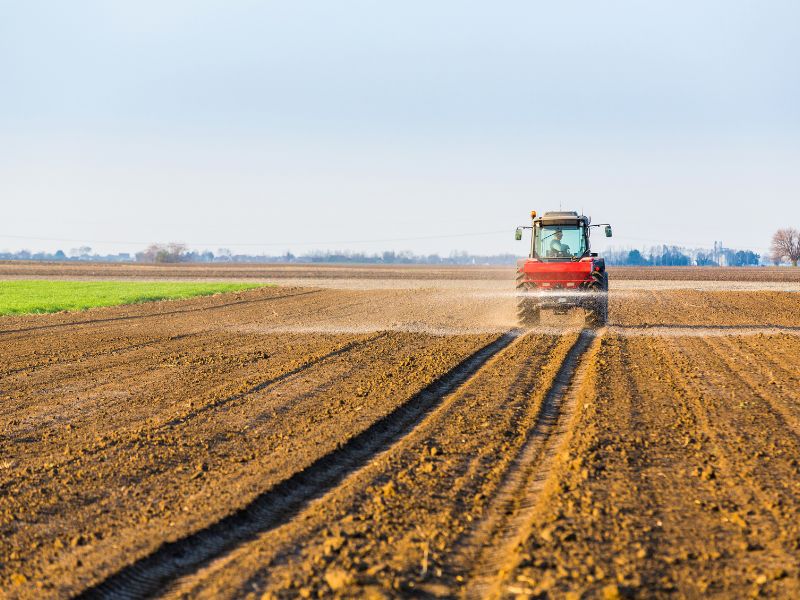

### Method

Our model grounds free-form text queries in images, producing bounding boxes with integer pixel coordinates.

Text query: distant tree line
[0,245,517,266]
[131,246,518,265]
[297,250,518,265]
[0,242,775,267]
[604,245,761,267]
[0,247,133,262]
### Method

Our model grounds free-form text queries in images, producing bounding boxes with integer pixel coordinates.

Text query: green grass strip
[0,280,267,316]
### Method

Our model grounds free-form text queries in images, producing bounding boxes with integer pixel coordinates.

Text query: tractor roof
[537,211,591,226]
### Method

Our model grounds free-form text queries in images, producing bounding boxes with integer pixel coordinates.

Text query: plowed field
[2,265,800,599]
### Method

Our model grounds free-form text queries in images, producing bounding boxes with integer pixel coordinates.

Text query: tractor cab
[516,211,612,261]
[532,212,590,260]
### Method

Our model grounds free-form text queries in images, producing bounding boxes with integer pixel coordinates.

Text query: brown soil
[497,333,800,598]
[609,266,800,282]
[3,267,800,599]
[610,289,800,327]
[0,286,499,597]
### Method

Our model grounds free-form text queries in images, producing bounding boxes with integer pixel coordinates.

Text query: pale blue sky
[2,1,798,255]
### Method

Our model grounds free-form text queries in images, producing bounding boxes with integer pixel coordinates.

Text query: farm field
[3,260,800,283]
[2,264,800,598]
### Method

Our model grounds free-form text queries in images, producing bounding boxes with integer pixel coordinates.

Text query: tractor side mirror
[515,228,522,241]
[605,225,613,238]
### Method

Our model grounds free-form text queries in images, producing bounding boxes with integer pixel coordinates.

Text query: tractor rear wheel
[585,273,608,327]
[516,270,540,326]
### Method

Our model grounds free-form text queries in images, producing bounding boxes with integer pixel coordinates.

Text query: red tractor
[515,210,612,327]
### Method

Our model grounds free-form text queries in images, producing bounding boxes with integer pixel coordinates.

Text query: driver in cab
[549,229,571,256]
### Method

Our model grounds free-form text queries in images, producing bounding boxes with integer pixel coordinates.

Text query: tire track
[75,331,520,600]
[153,332,560,599]
[457,328,601,599]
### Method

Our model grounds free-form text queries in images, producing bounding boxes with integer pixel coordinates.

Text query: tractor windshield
[534,224,588,259]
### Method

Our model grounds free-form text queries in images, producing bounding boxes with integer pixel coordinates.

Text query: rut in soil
[458,328,601,599]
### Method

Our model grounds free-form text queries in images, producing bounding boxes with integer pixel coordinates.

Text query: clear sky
[2,1,798,256]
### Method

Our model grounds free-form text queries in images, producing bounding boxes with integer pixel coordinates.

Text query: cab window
[535,225,587,258]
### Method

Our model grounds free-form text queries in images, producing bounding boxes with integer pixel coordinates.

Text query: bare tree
[771,228,800,266]
[136,244,158,262]
[69,246,92,259]
[136,243,188,263]
[164,243,187,263]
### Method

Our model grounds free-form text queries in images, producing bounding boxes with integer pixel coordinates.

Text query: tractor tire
[518,299,541,326]
[586,297,608,327]
[585,273,608,328]
[516,270,540,327]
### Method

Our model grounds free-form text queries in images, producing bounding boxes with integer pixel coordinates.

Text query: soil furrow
[672,336,800,514]
[0,290,373,409]
[658,336,800,593]
[75,332,519,600]
[610,290,800,328]
[158,332,389,430]
[0,288,357,386]
[1,332,368,442]
[705,335,800,442]
[0,288,326,379]
[723,335,800,432]
[2,331,256,427]
[0,333,381,490]
[0,336,168,378]
[459,328,599,599]
[648,337,796,594]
